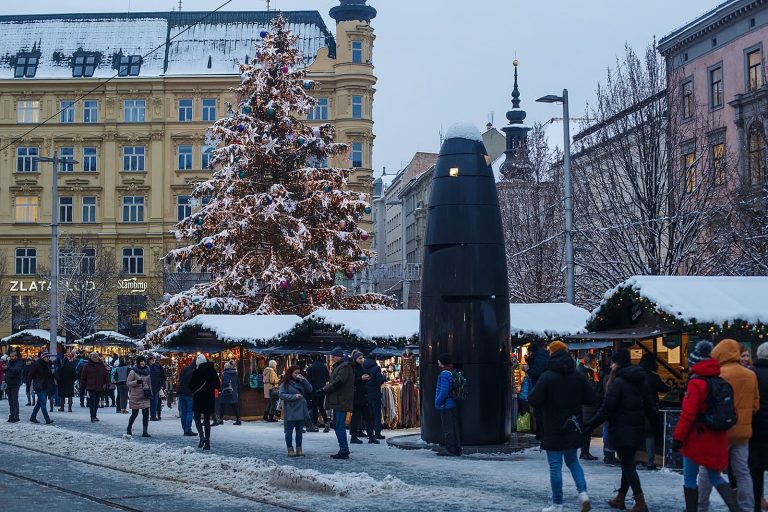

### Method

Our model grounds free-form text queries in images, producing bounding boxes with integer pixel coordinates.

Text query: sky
[0,0,712,176]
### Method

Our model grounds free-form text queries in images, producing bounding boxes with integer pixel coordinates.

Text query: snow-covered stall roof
[74,331,140,348]
[1,329,65,346]
[306,309,421,342]
[0,11,334,80]
[164,314,303,347]
[593,275,768,326]
[509,303,590,339]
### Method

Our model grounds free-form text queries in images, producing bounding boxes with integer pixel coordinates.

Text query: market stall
[1,329,66,358]
[72,331,142,357]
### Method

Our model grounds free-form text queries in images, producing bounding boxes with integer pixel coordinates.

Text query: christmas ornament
[279,279,289,289]
[237,124,245,132]
[265,195,273,205]
[360,231,369,241]
[364,207,372,214]
[243,105,252,114]
[303,80,313,90]
[359,255,367,261]
[297,136,306,145]
[338,220,347,229]
[204,240,214,249]
[299,291,307,301]
[282,66,289,73]
[239,170,247,179]
[196,216,204,226]
[345,271,354,279]
[259,30,268,38]
[267,107,275,117]
[323,185,332,192]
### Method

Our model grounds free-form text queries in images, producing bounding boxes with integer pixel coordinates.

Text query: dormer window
[118,55,142,77]
[73,53,98,77]
[14,53,39,78]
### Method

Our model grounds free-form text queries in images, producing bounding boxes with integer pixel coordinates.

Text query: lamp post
[536,90,575,305]
[34,151,78,355]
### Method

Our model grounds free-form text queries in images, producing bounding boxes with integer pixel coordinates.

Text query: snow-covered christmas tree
[148,16,392,343]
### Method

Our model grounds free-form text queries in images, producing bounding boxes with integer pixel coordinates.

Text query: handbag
[143,388,152,399]
[516,412,531,432]
[269,387,280,399]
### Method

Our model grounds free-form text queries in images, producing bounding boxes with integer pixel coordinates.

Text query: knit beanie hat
[611,348,631,368]
[548,341,568,354]
[39,350,50,359]
[688,340,714,366]
[196,354,207,366]
[329,347,344,358]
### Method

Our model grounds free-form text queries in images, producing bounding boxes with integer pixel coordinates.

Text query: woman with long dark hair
[279,365,312,456]
[126,355,152,437]
[189,354,220,450]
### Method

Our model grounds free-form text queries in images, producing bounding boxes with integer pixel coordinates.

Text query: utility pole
[35,151,78,355]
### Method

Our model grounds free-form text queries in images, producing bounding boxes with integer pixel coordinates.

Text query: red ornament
[360,231,369,241]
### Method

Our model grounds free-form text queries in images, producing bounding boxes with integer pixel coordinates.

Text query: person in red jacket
[79,352,109,422]
[673,340,740,512]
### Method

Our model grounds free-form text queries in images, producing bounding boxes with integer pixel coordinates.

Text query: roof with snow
[509,303,590,339]
[1,329,66,346]
[306,309,421,342]
[0,11,335,80]
[74,330,140,348]
[164,314,303,347]
[592,276,768,327]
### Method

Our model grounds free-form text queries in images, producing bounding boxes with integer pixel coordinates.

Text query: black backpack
[695,376,737,431]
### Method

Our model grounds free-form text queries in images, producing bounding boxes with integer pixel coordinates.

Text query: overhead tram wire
[0,0,236,155]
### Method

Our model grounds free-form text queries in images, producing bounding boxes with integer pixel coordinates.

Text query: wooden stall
[1,329,66,358]
[71,331,142,358]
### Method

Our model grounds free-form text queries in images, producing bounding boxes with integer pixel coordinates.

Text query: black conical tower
[330,0,377,23]
[499,60,533,181]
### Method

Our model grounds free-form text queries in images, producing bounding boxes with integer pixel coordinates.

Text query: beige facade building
[0,3,378,338]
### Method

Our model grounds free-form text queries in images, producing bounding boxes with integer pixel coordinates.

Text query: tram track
[0,440,311,512]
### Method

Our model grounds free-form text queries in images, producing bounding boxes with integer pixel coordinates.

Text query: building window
[748,49,762,91]
[684,151,696,193]
[351,142,363,168]
[81,248,96,274]
[17,100,41,123]
[58,249,78,276]
[15,248,36,275]
[682,79,694,120]
[122,196,145,223]
[15,197,38,223]
[16,147,39,172]
[202,98,217,121]
[352,95,363,119]
[59,147,75,172]
[83,147,98,172]
[178,145,193,170]
[122,248,144,274]
[117,295,147,338]
[178,99,193,122]
[124,100,146,122]
[177,195,191,221]
[123,146,145,171]
[60,100,75,123]
[73,53,98,78]
[202,146,214,169]
[14,54,39,78]
[59,196,73,223]
[710,66,723,109]
[352,40,363,64]
[83,100,99,123]
[308,98,329,120]
[118,55,142,77]
[82,196,96,223]
[748,122,766,185]
[712,142,726,186]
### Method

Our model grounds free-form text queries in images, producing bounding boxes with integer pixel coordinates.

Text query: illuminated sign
[117,277,148,294]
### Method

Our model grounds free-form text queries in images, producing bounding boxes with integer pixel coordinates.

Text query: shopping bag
[516,412,531,432]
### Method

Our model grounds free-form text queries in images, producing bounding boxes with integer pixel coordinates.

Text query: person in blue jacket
[435,353,461,456]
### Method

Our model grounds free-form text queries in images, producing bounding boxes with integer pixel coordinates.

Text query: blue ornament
[359,255,367,261]
[267,107,275,117]
[364,206,372,214]
[204,240,214,250]
[303,80,313,90]
[297,136,306,145]
[237,124,245,132]
[238,170,246,179]
[242,105,252,114]
[323,185,332,193]
[265,195,273,205]
[195,216,204,226]
[259,30,268,38]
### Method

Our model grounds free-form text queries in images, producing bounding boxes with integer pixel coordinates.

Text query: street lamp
[537,90,575,305]
[34,151,78,355]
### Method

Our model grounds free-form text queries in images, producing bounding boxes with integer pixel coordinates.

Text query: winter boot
[203,439,211,451]
[579,491,592,512]
[142,431,151,438]
[627,494,647,512]
[323,424,331,433]
[234,419,242,425]
[287,447,296,457]
[68,404,72,412]
[683,487,698,512]
[607,490,626,510]
[198,436,205,449]
[296,447,304,457]
[58,406,64,412]
[126,427,132,436]
[715,483,741,512]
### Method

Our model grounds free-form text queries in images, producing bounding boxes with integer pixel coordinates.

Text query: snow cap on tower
[330,0,377,23]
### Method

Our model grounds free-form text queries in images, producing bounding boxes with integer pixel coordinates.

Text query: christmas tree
[148,16,392,343]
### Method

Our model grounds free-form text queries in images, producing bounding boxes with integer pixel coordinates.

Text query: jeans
[698,443,753,511]
[645,436,656,466]
[546,449,588,505]
[284,419,304,448]
[616,446,642,496]
[683,456,726,489]
[333,409,349,454]
[30,391,50,422]
[7,386,20,421]
[26,385,35,405]
[150,392,161,419]
[116,384,128,412]
[439,407,461,455]
[603,424,615,457]
[178,396,194,434]
[369,398,382,436]
[87,390,100,419]
[128,408,149,434]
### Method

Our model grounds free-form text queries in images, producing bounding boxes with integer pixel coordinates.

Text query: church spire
[330,0,377,23]
[499,59,533,181]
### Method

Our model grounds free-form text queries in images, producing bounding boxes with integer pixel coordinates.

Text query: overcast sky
[1,0,709,175]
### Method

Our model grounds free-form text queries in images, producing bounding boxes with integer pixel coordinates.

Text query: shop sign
[663,334,682,350]
[118,277,148,294]
[10,279,96,293]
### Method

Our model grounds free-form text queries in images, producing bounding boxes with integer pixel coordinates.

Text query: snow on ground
[0,393,732,511]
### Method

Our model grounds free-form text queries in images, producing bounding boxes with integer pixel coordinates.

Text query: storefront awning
[565,341,614,350]
[567,328,679,341]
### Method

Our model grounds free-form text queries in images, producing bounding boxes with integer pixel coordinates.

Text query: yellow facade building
[0,2,378,339]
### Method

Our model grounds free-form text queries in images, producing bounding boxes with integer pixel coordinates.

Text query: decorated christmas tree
[148,16,392,343]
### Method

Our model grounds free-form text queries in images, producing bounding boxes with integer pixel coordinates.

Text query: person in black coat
[307,356,330,431]
[526,341,550,441]
[189,354,221,450]
[4,350,24,422]
[56,353,78,412]
[349,350,376,444]
[585,349,656,511]
[750,342,768,512]
[638,353,670,470]
[529,343,596,511]
[363,355,387,440]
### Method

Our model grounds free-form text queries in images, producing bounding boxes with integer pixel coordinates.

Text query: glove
[672,439,683,453]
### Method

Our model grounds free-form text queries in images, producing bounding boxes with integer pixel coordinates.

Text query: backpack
[450,370,468,401]
[695,376,737,432]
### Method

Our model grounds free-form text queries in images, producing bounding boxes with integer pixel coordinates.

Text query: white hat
[196,354,207,366]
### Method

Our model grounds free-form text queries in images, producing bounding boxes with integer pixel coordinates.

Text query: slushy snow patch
[445,122,483,142]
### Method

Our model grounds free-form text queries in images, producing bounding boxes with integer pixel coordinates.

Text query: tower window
[351,40,364,64]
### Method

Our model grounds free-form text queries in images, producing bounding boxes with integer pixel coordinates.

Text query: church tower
[499,60,533,181]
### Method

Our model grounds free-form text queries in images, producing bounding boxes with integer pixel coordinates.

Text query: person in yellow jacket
[698,339,760,512]
[262,360,280,422]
